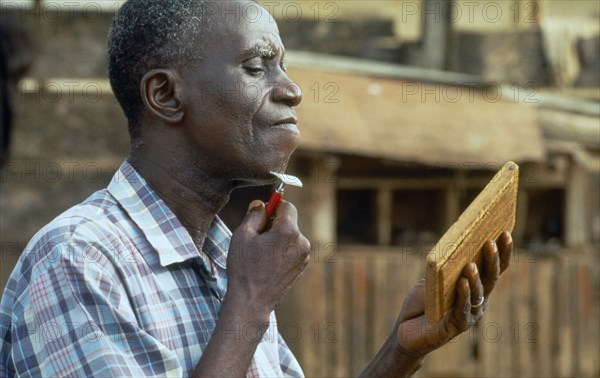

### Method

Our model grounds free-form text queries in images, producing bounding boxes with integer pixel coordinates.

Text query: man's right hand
[194,200,309,377]
[226,200,311,319]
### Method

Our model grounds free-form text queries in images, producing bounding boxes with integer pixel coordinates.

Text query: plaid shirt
[0,161,303,377]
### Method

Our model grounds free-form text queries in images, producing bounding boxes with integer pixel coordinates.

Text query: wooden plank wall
[276,247,600,377]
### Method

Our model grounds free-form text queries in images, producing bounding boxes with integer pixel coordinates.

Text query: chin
[270,128,300,153]
[232,175,277,189]
[234,161,290,189]
[232,142,298,187]
[231,164,279,187]
[270,149,297,174]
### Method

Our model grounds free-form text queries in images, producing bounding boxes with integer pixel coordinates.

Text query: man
[0,1,512,376]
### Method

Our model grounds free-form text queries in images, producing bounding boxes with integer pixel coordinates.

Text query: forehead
[205,1,283,54]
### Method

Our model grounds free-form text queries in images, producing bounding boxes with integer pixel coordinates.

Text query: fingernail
[248,200,263,212]
[472,263,478,274]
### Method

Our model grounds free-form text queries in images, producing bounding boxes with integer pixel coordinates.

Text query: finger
[481,240,500,297]
[463,263,484,316]
[240,200,267,234]
[290,234,311,267]
[449,277,471,334]
[497,231,513,273]
[270,200,298,229]
[286,250,311,283]
[400,278,427,320]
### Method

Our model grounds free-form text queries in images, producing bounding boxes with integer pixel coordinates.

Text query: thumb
[400,278,426,321]
[240,200,267,233]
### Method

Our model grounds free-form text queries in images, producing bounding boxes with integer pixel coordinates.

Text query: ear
[140,69,184,124]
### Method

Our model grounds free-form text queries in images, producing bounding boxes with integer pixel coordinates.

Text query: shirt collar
[107,160,230,270]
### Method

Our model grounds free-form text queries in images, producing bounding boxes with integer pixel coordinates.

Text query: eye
[244,66,265,75]
[242,57,265,75]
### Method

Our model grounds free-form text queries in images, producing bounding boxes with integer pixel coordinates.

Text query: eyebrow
[244,43,282,60]
[242,43,288,70]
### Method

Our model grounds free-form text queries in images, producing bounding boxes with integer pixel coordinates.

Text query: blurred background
[1,0,599,377]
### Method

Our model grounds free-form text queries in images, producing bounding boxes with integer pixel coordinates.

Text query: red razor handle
[265,191,283,220]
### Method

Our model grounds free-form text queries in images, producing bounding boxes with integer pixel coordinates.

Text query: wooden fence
[276,246,599,377]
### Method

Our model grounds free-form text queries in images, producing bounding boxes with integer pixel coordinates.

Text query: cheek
[216,80,265,125]
[188,74,284,161]
[236,79,263,102]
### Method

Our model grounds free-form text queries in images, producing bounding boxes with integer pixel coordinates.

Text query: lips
[273,116,298,126]
[271,116,299,134]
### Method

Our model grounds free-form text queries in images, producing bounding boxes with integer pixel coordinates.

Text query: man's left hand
[395,231,513,357]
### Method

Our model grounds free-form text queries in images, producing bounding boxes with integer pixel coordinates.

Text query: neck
[128,148,233,249]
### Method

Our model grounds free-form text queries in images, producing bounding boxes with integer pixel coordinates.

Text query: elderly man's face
[180,1,302,184]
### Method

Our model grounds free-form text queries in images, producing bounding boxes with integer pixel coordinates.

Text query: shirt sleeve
[7,240,183,377]
[276,321,304,377]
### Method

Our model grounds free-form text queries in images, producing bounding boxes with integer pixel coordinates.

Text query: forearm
[358,334,425,378]
[192,295,270,378]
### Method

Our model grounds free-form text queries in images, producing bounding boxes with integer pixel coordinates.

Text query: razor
[265,171,303,221]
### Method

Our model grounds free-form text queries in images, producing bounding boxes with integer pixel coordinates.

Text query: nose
[272,74,302,107]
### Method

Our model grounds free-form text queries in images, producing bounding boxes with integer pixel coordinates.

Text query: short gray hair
[108,0,217,141]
